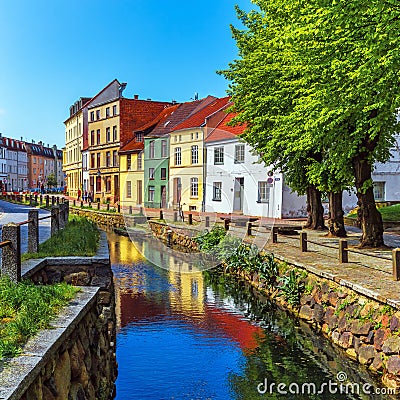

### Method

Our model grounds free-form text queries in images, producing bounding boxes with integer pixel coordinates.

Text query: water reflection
[109,231,390,400]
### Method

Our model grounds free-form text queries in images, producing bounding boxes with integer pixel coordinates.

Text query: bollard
[205,216,210,227]
[88,202,91,208]
[58,204,65,230]
[97,202,100,210]
[34,194,38,206]
[393,248,400,281]
[246,221,252,236]
[56,197,59,205]
[339,239,348,263]
[28,210,39,253]
[272,227,278,243]
[73,199,76,206]
[51,206,60,236]
[39,195,43,205]
[51,196,55,206]
[129,206,132,215]
[139,206,143,215]
[167,229,172,247]
[81,201,83,208]
[46,195,49,208]
[224,219,230,231]
[188,213,193,225]
[1,223,21,282]
[173,212,178,222]
[300,231,307,252]
[118,204,121,213]
[107,203,110,211]
[159,210,164,220]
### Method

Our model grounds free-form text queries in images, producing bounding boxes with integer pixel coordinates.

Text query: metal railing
[0,200,70,282]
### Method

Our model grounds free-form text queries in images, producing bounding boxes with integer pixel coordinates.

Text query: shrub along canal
[108,231,391,399]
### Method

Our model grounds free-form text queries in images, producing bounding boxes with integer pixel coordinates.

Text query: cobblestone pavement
[0,200,51,253]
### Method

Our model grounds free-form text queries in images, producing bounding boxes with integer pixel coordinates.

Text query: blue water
[109,232,385,400]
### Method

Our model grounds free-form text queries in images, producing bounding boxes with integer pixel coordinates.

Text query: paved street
[0,200,51,254]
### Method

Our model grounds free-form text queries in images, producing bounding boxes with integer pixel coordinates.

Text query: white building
[341,134,400,212]
[204,111,306,219]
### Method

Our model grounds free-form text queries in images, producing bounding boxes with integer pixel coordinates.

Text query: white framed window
[149,168,155,180]
[148,186,155,202]
[235,144,245,163]
[113,126,117,141]
[214,147,224,165]
[149,141,155,158]
[106,127,111,142]
[191,145,198,164]
[127,181,132,198]
[258,182,270,203]
[175,147,182,166]
[213,182,222,201]
[161,140,168,157]
[137,152,143,170]
[373,181,385,201]
[190,177,198,197]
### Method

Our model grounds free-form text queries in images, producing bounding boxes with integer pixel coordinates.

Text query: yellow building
[169,96,230,212]
[87,99,121,203]
[64,98,89,198]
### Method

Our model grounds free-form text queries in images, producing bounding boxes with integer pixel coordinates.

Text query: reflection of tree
[204,270,380,400]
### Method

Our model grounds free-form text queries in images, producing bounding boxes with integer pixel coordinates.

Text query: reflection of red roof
[173,97,231,131]
[204,305,265,352]
[205,112,247,143]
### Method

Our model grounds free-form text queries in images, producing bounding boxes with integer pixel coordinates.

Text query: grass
[22,214,100,261]
[347,204,400,222]
[0,276,79,358]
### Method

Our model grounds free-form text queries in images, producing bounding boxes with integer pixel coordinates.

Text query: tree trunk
[353,156,384,247]
[304,185,326,230]
[327,191,346,237]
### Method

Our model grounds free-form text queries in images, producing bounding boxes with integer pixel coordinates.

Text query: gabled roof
[133,104,181,134]
[119,140,144,154]
[172,96,230,132]
[205,111,247,143]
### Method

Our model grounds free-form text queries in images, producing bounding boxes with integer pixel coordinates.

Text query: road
[0,200,51,254]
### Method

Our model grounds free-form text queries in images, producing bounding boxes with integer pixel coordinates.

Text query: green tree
[221,0,400,246]
[46,173,57,188]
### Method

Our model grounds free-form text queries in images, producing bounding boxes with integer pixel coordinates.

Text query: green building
[143,100,204,209]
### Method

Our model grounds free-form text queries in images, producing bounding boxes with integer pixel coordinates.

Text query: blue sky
[0,0,252,148]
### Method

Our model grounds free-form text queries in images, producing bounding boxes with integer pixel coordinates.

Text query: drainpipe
[202,135,206,213]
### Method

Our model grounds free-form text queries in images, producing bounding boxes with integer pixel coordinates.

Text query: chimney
[32,139,35,144]
[134,94,139,100]
[21,136,23,141]
[38,141,42,145]
[147,98,151,101]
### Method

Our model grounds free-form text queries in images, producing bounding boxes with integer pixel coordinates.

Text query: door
[114,175,119,201]
[161,185,167,208]
[137,180,142,205]
[173,178,181,208]
[233,177,244,212]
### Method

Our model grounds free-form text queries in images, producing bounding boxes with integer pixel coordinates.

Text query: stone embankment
[0,232,117,400]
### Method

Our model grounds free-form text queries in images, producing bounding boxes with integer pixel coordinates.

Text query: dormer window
[135,132,143,142]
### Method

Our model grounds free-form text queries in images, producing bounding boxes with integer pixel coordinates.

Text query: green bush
[0,277,78,358]
[194,226,227,252]
[279,269,305,307]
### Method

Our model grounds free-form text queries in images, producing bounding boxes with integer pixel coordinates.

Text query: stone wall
[69,207,125,229]
[229,264,400,390]
[0,232,117,400]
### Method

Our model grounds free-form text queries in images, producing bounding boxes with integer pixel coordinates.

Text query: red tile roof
[205,111,247,143]
[172,96,230,131]
[119,139,144,154]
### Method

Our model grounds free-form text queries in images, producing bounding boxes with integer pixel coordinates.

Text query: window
[258,182,270,203]
[96,153,101,168]
[174,136,177,142]
[127,154,131,170]
[196,132,199,139]
[137,152,143,170]
[90,130,95,145]
[235,144,245,163]
[97,129,101,144]
[149,168,155,180]
[90,111,94,121]
[33,157,37,164]
[373,182,386,201]
[149,141,155,158]
[126,181,132,198]
[174,147,182,165]
[161,168,167,180]
[96,176,101,192]
[135,132,143,142]
[96,110,100,120]
[191,133,194,140]
[105,176,111,192]
[106,152,111,167]
[106,127,111,142]
[191,145,198,164]
[33,168,36,174]
[214,147,224,165]
[179,135,182,142]
[106,107,110,118]
[113,126,117,141]
[148,186,155,202]
[90,154,95,168]
[113,150,118,166]
[190,177,198,197]
[113,105,117,115]
[213,182,222,201]
[160,139,167,157]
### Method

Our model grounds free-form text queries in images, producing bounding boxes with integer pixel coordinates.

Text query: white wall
[205,139,306,218]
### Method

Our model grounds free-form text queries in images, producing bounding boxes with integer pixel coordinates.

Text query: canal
[108,231,389,399]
